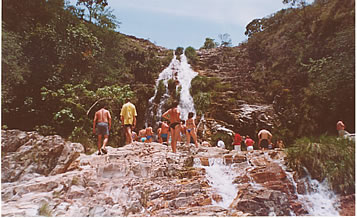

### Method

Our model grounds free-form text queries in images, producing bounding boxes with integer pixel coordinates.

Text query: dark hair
[171,101,179,108]
[188,112,194,119]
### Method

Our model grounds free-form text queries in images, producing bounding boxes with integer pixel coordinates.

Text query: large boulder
[1,130,84,182]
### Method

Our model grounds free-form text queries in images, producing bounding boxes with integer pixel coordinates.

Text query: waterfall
[146,53,198,126]
[176,54,198,120]
[267,154,340,216]
[193,157,238,208]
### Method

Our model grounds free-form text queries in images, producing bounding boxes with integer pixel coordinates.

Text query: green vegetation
[184,46,198,65]
[201,38,218,49]
[38,202,52,217]
[244,0,355,139]
[211,132,233,150]
[286,136,355,195]
[190,76,224,116]
[2,0,172,150]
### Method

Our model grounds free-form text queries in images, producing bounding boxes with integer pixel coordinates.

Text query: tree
[201,37,217,49]
[184,46,198,65]
[245,19,264,38]
[218,33,232,47]
[76,0,108,23]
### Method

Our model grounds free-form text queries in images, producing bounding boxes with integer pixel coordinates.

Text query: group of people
[217,128,285,152]
[92,98,351,155]
[92,99,198,155]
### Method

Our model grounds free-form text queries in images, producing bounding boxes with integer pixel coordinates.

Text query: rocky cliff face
[1,130,352,216]
[193,46,278,137]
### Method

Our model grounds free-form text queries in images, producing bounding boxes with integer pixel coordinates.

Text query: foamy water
[147,53,198,124]
[176,54,198,120]
[194,158,238,208]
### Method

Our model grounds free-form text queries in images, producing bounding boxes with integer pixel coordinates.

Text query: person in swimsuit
[258,129,272,150]
[120,98,137,145]
[185,112,198,147]
[158,121,170,144]
[138,126,147,142]
[162,101,181,153]
[93,103,112,155]
[145,124,154,143]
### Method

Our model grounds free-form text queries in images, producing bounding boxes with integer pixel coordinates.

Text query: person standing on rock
[162,101,181,153]
[93,103,112,155]
[245,135,255,151]
[258,129,272,150]
[185,112,198,147]
[120,98,137,145]
[232,131,242,151]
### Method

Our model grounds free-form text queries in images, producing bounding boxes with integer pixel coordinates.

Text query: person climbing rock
[162,101,181,153]
[245,135,255,151]
[120,98,137,145]
[258,129,272,150]
[232,130,242,151]
[93,103,111,155]
[185,112,198,147]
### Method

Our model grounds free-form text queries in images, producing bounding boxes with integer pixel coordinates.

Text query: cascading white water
[299,178,340,216]
[176,54,198,120]
[147,53,198,125]
[194,157,238,208]
[266,153,340,216]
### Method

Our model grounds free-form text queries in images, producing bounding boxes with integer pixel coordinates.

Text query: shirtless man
[258,129,272,150]
[145,125,154,143]
[162,101,181,153]
[138,126,147,142]
[93,104,112,155]
[186,112,198,147]
[158,121,170,144]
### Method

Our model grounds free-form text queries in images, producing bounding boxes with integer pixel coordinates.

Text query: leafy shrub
[286,135,355,194]
[184,46,198,65]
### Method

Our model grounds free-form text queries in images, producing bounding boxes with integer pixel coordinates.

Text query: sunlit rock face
[1,130,349,216]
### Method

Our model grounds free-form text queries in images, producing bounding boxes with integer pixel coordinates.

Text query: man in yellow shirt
[120,98,137,144]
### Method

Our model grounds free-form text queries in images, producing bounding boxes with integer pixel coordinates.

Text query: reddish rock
[339,194,355,216]
[199,157,209,166]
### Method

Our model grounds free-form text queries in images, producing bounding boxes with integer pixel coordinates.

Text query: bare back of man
[93,108,112,155]
[258,129,272,150]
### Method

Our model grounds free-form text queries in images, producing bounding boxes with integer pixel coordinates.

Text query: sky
[70,0,312,49]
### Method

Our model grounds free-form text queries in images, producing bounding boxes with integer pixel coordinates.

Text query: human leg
[125,126,132,144]
[97,135,102,154]
[191,131,198,148]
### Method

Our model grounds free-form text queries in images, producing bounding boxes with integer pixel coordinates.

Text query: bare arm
[93,112,98,134]
[107,111,112,131]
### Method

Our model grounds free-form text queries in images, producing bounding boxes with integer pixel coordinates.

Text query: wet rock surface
[1,130,350,216]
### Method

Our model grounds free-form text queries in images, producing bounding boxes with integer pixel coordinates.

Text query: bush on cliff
[286,135,355,195]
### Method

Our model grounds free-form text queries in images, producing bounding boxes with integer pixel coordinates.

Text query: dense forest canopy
[2,0,355,151]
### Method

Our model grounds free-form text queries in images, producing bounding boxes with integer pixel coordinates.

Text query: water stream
[193,158,238,208]
[194,153,340,215]
[146,53,198,126]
